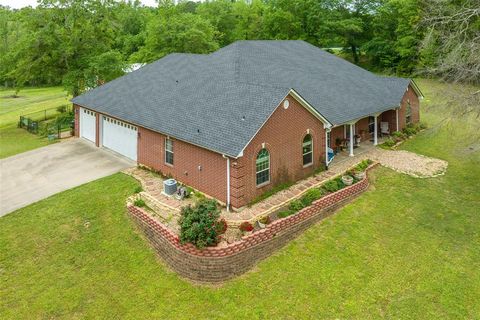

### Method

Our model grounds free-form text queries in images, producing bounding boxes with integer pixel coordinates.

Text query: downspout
[223,154,230,212]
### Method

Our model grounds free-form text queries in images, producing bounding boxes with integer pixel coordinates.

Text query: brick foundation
[127,165,376,283]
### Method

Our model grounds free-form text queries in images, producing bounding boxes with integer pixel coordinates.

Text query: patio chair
[380,122,390,136]
[327,147,335,163]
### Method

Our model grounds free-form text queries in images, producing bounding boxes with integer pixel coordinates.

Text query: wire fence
[19,105,74,139]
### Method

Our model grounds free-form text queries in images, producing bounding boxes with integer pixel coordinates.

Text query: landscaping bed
[127,160,376,282]
[128,159,374,249]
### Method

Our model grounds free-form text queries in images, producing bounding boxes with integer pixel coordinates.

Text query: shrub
[391,131,406,142]
[380,138,396,149]
[134,199,145,207]
[277,210,295,218]
[134,186,143,193]
[355,159,372,172]
[403,126,417,136]
[54,111,74,126]
[193,191,206,203]
[392,130,403,138]
[418,121,427,130]
[322,179,343,193]
[239,221,254,232]
[300,188,323,207]
[56,105,67,113]
[178,199,223,248]
[288,199,304,212]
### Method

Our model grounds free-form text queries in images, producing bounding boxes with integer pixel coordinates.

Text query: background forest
[0,0,478,96]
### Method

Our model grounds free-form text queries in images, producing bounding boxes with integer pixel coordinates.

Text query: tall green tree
[133,4,219,62]
[363,0,422,74]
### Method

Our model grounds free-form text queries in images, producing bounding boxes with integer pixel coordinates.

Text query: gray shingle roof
[72,40,412,158]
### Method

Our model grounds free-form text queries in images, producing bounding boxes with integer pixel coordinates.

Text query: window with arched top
[256,148,270,186]
[302,134,313,166]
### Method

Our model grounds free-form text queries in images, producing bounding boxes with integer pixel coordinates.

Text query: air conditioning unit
[163,179,177,196]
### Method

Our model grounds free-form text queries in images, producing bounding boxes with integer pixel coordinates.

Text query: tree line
[0,0,478,96]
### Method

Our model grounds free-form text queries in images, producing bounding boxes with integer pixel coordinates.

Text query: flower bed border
[127,163,378,283]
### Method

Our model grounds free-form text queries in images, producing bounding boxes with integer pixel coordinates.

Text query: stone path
[124,145,448,225]
[371,149,448,178]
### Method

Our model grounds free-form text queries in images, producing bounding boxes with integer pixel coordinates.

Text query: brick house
[71,40,423,210]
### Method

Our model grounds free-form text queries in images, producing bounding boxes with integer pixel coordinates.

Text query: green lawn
[0,80,479,319]
[0,87,70,158]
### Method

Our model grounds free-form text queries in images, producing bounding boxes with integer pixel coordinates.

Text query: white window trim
[165,137,174,166]
[256,149,270,187]
[302,135,313,167]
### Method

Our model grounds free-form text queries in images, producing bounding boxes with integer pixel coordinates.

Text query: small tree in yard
[179,199,226,249]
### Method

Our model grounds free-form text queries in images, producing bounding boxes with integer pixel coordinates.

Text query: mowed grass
[0,80,479,319]
[0,87,70,158]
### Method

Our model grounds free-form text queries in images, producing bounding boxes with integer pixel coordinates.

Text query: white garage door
[102,116,137,161]
[80,108,96,143]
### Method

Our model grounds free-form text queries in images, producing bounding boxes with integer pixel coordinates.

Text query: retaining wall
[127,165,375,283]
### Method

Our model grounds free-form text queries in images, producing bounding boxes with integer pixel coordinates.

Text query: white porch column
[396,108,399,132]
[349,123,354,157]
[325,128,331,166]
[373,115,378,146]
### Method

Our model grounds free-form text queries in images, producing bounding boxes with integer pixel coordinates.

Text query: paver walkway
[125,143,448,224]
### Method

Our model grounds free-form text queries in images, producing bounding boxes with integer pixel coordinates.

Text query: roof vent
[197,129,201,133]
[241,116,245,121]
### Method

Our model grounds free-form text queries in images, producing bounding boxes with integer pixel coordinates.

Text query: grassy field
[0,87,70,158]
[0,79,479,319]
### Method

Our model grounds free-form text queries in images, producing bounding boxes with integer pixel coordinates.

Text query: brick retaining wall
[127,165,376,283]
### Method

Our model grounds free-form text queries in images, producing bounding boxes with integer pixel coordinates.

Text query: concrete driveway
[0,139,135,217]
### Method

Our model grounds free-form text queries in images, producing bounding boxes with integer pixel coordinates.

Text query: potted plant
[352,169,365,180]
[257,216,271,229]
[341,175,354,186]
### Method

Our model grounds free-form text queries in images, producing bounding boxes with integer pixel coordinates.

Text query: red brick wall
[128,164,375,283]
[397,83,420,130]
[137,127,228,204]
[74,104,79,137]
[378,83,421,133]
[380,109,397,133]
[330,126,345,149]
[355,117,371,142]
[231,94,327,208]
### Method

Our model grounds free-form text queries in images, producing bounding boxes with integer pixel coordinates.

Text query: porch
[326,108,399,164]
[329,137,386,168]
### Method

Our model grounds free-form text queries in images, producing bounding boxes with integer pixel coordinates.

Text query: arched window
[256,148,270,186]
[302,134,313,166]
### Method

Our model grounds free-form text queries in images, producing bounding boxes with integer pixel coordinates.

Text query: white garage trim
[102,116,138,161]
[80,108,96,143]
